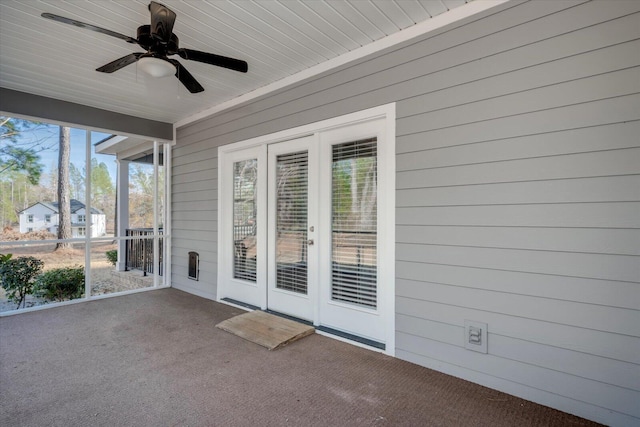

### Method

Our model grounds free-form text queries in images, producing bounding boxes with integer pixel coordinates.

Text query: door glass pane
[233,159,257,281]
[331,138,377,308]
[275,151,308,294]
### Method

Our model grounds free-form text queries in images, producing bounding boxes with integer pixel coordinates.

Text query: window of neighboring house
[78,227,86,236]
[77,214,86,223]
[27,227,33,232]
[45,214,51,222]
[27,214,34,223]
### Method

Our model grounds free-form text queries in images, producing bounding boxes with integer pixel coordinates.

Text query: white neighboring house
[19,199,106,238]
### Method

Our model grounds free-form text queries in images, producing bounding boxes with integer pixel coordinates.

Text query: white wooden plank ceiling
[0,0,472,125]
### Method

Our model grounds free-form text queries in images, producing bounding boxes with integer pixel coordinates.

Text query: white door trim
[218,103,395,355]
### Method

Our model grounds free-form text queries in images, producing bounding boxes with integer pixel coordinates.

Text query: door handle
[307,239,314,246]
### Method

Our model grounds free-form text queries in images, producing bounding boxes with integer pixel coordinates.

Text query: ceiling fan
[41,1,248,93]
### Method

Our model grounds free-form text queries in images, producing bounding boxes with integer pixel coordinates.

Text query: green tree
[332,161,352,223]
[1,117,55,228]
[35,266,85,302]
[0,117,49,185]
[90,158,114,206]
[0,172,41,227]
[331,156,377,231]
[56,126,72,250]
[0,255,44,309]
[129,163,163,228]
[90,158,116,234]
[0,146,42,185]
[69,163,85,200]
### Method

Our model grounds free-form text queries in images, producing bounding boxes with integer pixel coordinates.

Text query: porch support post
[152,140,159,288]
[116,158,130,271]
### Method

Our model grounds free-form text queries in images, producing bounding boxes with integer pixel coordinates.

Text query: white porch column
[116,159,130,271]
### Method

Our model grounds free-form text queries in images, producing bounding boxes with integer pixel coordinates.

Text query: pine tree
[55,126,72,250]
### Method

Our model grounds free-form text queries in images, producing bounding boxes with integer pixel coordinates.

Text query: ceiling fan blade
[41,13,138,44]
[149,1,176,44]
[168,59,204,93]
[96,53,143,73]
[177,49,248,73]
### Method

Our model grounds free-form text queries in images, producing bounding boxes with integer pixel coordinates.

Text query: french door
[317,123,384,342]
[267,136,318,321]
[219,109,393,349]
[218,145,267,309]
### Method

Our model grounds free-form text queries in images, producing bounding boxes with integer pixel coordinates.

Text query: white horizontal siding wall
[170,143,218,299]
[173,1,640,425]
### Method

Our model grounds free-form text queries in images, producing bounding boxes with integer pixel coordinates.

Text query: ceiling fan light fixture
[138,56,175,78]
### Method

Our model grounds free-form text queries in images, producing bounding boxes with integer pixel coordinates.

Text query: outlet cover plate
[464,320,488,353]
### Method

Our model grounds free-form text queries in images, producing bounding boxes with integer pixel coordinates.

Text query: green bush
[106,250,117,266]
[0,256,44,309]
[35,266,85,302]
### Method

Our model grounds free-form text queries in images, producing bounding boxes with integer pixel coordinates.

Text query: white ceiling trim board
[174,0,509,129]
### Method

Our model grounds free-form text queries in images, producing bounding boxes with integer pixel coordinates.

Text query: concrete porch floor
[0,288,601,427]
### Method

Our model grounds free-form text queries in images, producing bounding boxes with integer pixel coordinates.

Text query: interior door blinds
[233,159,258,282]
[331,138,377,309]
[275,151,309,294]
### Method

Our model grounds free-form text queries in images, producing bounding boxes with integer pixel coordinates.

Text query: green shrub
[35,266,85,302]
[106,250,117,266]
[0,256,44,309]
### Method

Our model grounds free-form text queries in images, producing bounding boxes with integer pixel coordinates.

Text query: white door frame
[218,103,396,355]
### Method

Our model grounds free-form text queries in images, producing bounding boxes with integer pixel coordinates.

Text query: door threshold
[220,301,314,328]
[264,309,314,326]
[221,297,260,311]
[316,326,385,351]
[221,302,385,352]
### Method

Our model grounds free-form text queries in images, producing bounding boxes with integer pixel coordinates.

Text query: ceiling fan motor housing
[137,25,179,56]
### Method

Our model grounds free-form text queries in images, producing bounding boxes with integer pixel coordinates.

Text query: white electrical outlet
[464,320,488,353]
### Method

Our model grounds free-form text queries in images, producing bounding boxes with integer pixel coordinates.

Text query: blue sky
[15,122,117,181]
